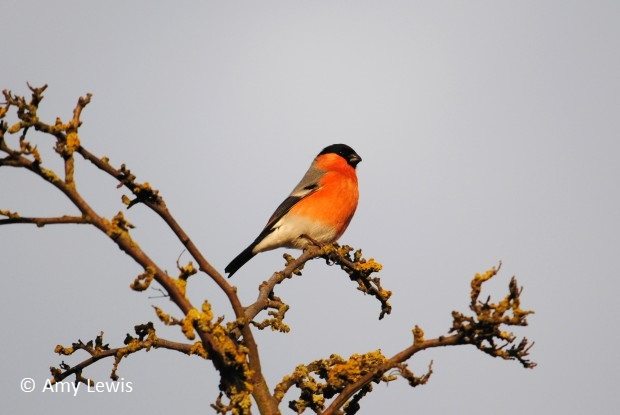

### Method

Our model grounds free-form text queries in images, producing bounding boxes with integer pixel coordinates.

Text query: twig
[0,214,88,227]
[51,325,204,385]
[320,335,459,415]
[245,248,322,326]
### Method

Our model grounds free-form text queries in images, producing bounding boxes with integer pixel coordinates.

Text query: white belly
[253,214,337,253]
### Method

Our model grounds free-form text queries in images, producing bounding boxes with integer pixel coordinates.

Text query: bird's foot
[299,234,324,249]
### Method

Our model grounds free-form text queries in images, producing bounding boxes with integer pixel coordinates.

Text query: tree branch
[50,323,205,386]
[2,84,536,415]
[1,85,278,414]
[274,264,534,415]
[244,244,390,335]
[0,212,88,227]
[319,335,457,415]
[74,147,278,413]
[245,248,322,326]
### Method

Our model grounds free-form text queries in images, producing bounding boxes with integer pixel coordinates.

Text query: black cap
[318,143,362,168]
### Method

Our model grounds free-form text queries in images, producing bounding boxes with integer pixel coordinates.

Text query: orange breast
[289,164,359,240]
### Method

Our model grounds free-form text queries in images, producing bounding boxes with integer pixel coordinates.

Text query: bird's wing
[261,165,323,233]
[225,170,322,277]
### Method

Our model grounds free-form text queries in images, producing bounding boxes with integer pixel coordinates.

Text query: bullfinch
[225,144,361,277]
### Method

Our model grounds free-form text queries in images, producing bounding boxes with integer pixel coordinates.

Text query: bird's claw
[299,233,323,249]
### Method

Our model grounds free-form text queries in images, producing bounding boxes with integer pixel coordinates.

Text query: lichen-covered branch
[321,244,390,319]
[76,134,277,413]
[50,322,205,386]
[452,263,536,367]
[245,243,390,335]
[1,85,272,414]
[2,84,535,415]
[274,264,534,415]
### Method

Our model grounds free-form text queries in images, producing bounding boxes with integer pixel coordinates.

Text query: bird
[225,143,362,277]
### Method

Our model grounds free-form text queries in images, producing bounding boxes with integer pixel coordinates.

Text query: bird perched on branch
[225,144,362,277]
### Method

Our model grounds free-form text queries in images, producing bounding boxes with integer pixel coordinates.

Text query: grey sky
[2,1,619,413]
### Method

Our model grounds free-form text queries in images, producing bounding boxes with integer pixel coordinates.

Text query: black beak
[348,153,362,167]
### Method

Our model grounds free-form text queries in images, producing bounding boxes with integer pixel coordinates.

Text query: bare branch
[0,212,88,227]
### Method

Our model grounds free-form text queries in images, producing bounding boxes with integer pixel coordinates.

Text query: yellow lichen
[130,267,155,291]
[153,306,176,325]
[355,258,383,273]
[124,338,143,353]
[65,132,80,154]
[8,121,22,134]
[181,308,202,340]
[327,350,386,387]
[413,325,425,344]
[184,261,197,275]
[178,261,197,281]
[470,265,499,305]
[175,278,187,297]
[201,301,214,321]
[379,288,392,298]
[54,117,69,131]
[40,167,61,184]
[135,182,151,192]
[54,345,74,355]
[189,341,208,358]
[211,324,247,365]
[111,211,134,231]
[312,393,325,406]
[107,211,136,240]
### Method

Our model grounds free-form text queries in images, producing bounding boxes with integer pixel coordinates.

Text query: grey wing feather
[262,165,324,231]
[226,164,323,276]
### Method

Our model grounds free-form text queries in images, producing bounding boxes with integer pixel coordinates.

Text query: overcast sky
[2,1,619,414]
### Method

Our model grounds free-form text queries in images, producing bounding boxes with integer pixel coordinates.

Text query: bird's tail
[225,244,257,277]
